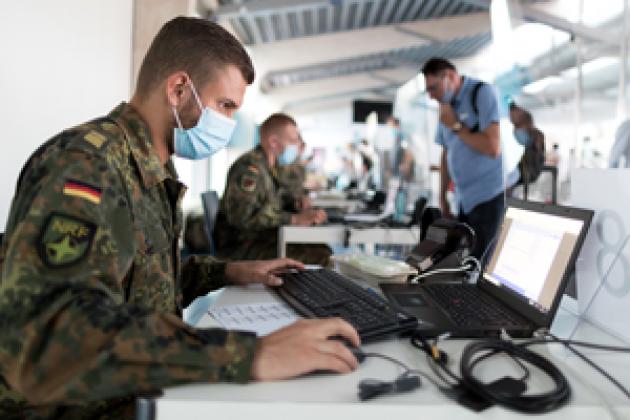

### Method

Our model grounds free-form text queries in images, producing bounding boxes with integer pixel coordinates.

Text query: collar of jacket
[254,144,280,179]
[108,102,178,190]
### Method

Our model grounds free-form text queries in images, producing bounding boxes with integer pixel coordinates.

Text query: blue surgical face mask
[172,81,237,160]
[278,144,299,166]
[440,77,455,104]
[514,129,532,147]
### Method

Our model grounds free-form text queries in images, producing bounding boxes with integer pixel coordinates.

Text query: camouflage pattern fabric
[0,103,256,420]
[214,147,331,265]
[277,159,307,202]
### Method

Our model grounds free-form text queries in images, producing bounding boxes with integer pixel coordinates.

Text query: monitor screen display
[353,100,393,124]
[483,207,585,314]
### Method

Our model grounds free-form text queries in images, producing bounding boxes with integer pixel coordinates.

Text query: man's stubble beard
[167,95,198,156]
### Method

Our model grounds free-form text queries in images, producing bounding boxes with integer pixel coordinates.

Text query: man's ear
[166,72,190,108]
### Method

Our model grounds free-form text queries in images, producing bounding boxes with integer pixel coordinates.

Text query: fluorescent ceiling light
[561,57,619,78]
[522,76,564,94]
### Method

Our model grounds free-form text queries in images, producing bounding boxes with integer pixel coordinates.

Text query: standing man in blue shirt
[422,57,503,259]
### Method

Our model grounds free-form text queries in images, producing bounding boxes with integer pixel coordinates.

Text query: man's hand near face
[252,318,361,381]
[225,259,306,287]
[291,209,327,226]
[439,103,458,128]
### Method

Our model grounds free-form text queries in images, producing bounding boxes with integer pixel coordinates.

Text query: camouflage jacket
[277,159,307,202]
[0,103,256,420]
[214,146,293,260]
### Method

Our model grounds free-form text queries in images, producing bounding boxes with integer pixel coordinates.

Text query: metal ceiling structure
[263,32,492,90]
[202,0,551,110]
[215,0,487,45]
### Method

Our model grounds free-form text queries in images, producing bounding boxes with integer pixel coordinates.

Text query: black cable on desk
[522,334,630,399]
[410,332,571,414]
[459,339,571,414]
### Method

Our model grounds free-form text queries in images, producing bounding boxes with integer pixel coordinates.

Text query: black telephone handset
[405,219,476,274]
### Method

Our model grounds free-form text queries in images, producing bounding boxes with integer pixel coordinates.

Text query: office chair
[200,191,220,256]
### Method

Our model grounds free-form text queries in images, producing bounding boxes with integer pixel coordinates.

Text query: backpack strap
[470,81,484,133]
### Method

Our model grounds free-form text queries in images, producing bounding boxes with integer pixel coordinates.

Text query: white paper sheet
[209,302,301,337]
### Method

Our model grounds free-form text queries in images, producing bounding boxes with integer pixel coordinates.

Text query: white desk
[278,225,420,258]
[154,286,630,420]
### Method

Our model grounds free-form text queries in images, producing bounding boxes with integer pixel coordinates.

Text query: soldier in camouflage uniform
[214,114,332,266]
[0,17,360,420]
[277,137,309,204]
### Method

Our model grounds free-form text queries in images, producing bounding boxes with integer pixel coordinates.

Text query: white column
[618,0,629,122]
[574,0,584,169]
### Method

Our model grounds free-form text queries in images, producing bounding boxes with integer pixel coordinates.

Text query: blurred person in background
[386,116,404,177]
[215,113,331,265]
[357,154,376,191]
[278,135,312,210]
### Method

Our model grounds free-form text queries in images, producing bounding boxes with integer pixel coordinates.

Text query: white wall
[0,0,133,227]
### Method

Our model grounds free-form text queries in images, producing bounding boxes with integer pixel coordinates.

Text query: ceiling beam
[393,24,441,43]
[250,12,490,73]
[270,68,416,108]
[213,0,326,20]
[456,0,621,47]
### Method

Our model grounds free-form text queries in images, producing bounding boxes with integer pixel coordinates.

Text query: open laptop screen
[483,206,585,314]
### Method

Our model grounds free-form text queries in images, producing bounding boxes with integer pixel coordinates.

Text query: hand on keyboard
[291,209,327,226]
[225,259,306,287]
[251,318,361,381]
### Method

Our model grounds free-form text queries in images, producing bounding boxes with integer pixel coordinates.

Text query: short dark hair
[259,113,297,141]
[136,17,255,99]
[421,57,457,76]
[510,104,533,127]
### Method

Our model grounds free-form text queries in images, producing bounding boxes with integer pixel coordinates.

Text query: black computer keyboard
[323,208,345,223]
[275,269,418,342]
[423,284,523,327]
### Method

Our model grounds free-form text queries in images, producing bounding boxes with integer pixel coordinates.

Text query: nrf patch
[37,212,96,268]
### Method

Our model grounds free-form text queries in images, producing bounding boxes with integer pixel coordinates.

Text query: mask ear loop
[188,80,204,111]
[172,106,184,130]
[172,80,203,130]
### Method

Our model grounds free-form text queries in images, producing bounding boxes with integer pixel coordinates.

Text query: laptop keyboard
[423,284,523,327]
[275,269,418,341]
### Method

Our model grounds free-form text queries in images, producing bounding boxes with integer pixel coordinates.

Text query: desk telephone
[405,218,476,276]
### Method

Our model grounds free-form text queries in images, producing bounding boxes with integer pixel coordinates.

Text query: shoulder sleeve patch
[240,174,257,193]
[37,212,96,268]
[84,131,107,149]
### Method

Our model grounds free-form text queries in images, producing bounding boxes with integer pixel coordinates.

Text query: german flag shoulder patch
[63,179,102,204]
[248,165,259,174]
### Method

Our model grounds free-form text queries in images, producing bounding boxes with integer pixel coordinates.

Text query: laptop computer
[380,198,594,338]
[343,177,400,222]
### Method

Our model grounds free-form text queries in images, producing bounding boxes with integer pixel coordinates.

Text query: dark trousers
[458,192,505,260]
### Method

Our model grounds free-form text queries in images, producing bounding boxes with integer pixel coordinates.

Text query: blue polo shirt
[435,76,502,214]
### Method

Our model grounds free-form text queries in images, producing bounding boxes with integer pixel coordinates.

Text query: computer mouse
[331,336,366,364]
[349,346,366,364]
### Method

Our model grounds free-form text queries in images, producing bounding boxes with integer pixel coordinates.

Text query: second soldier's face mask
[172,81,237,160]
[278,143,299,166]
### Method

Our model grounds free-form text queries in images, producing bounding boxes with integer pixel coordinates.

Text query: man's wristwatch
[452,121,462,133]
